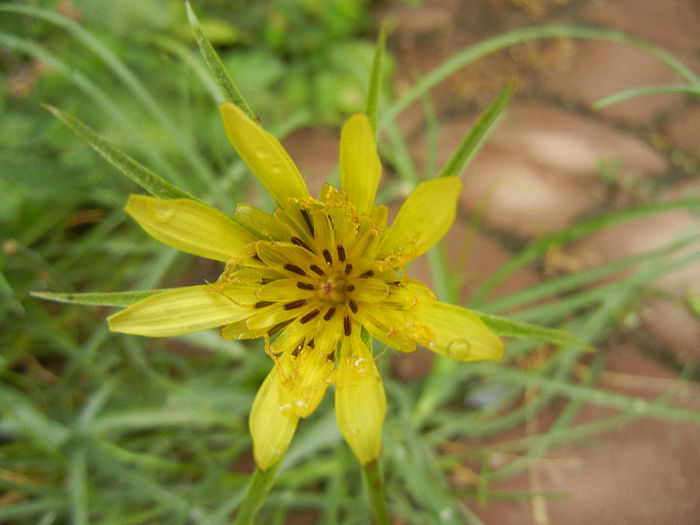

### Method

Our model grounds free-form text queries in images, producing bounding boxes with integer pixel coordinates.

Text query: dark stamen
[300,309,320,324]
[346,284,355,292]
[344,263,353,275]
[323,307,336,321]
[255,301,274,309]
[326,351,335,361]
[252,253,262,261]
[360,269,375,278]
[349,299,358,313]
[322,249,333,265]
[284,299,307,310]
[284,263,306,276]
[310,264,325,276]
[307,338,315,348]
[268,319,292,336]
[296,282,315,290]
[291,236,313,252]
[344,315,352,336]
[300,208,315,237]
[337,245,346,262]
[292,344,302,357]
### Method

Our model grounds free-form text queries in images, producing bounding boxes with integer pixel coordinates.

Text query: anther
[344,263,353,275]
[300,209,315,237]
[291,236,313,252]
[343,315,352,336]
[323,307,336,321]
[322,249,333,265]
[296,282,315,290]
[349,299,358,313]
[346,284,355,292]
[307,339,315,348]
[360,269,375,278]
[268,319,292,336]
[255,301,274,309]
[309,264,325,276]
[284,263,306,276]
[300,309,320,324]
[283,299,307,310]
[337,245,346,262]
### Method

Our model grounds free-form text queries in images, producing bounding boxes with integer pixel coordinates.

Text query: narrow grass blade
[436,78,516,178]
[185,1,255,120]
[365,23,388,136]
[472,198,700,304]
[380,25,699,129]
[593,84,700,109]
[474,311,588,349]
[31,289,170,307]
[44,105,194,200]
[0,3,217,186]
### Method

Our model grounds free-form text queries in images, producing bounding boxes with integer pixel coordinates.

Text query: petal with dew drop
[125,195,254,262]
[220,102,309,204]
[378,176,462,261]
[108,285,253,337]
[335,331,386,464]
[340,114,382,214]
[250,366,299,470]
[412,300,504,362]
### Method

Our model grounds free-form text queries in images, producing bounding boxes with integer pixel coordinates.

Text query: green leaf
[365,23,388,137]
[474,311,589,349]
[31,289,170,307]
[593,84,700,109]
[44,105,194,200]
[185,1,255,120]
[437,78,516,178]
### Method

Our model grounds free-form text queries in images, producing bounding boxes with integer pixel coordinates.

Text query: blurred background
[1,0,698,524]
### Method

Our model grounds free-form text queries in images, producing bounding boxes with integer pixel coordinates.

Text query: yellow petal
[278,346,334,418]
[235,203,290,241]
[340,114,381,213]
[412,301,504,361]
[335,332,386,464]
[378,176,462,261]
[108,285,252,337]
[250,366,299,470]
[220,102,309,204]
[125,195,254,262]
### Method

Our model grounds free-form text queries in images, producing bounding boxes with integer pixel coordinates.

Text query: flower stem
[233,462,281,525]
[362,459,390,525]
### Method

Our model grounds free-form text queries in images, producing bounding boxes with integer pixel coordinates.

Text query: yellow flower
[108,102,504,469]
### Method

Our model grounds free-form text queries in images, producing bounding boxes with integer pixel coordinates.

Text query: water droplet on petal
[149,205,175,223]
[446,339,471,360]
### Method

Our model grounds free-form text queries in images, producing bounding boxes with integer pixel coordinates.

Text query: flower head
[109,102,503,469]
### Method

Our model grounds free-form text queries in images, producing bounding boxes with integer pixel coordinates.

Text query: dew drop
[446,339,471,360]
[151,206,175,223]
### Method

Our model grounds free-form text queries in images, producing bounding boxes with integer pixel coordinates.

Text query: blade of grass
[593,83,700,109]
[365,23,388,136]
[0,31,178,181]
[471,198,700,304]
[379,24,699,129]
[0,3,218,187]
[44,105,195,200]
[480,229,700,314]
[185,1,255,120]
[436,79,516,178]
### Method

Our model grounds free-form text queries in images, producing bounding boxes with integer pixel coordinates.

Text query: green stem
[233,462,281,525]
[362,459,390,525]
